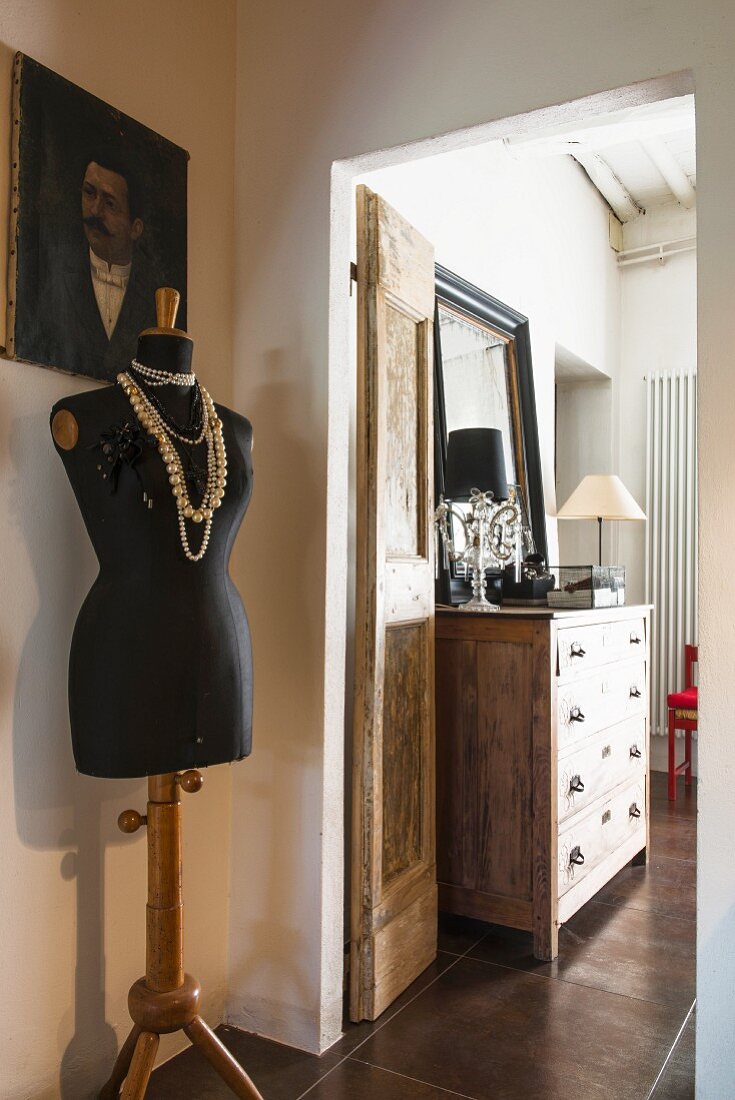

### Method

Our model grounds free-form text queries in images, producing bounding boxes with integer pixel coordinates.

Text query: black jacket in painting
[33,237,160,382]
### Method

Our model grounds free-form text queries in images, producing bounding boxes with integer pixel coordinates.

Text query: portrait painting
[7,53,188,382]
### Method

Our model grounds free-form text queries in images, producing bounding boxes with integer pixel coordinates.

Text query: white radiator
[645,371,698,737]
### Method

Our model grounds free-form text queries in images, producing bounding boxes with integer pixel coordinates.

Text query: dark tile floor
[148,771,696,1099]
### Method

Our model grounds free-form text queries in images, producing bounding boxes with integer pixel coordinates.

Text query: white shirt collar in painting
[89,247,132,339]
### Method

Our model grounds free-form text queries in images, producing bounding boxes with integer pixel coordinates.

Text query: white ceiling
[505,95,696,222]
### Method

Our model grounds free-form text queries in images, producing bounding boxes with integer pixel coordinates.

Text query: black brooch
[92,420,158,505]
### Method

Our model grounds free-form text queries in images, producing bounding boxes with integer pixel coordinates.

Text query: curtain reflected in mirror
[439,307,518,487]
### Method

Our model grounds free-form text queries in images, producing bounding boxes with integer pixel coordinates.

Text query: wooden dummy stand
[99,771,264,1100]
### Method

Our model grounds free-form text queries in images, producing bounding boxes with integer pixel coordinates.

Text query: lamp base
[459,593,500,613]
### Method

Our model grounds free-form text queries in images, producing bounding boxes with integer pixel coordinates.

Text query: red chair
[667,644,698,800]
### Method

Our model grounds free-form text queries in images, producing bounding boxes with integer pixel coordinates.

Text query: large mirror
[434,265,546,602]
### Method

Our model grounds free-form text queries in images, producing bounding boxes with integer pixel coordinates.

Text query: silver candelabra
[435,486,522,612]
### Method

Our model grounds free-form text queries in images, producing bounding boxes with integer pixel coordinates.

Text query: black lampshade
[444,428,509,502]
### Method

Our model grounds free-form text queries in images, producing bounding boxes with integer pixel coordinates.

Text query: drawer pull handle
[630,745,642,759]
[569,775,585,794]
[629,803,642,818]
[570,644,586,659]
[602,744,611,758]
[630,686,642,698]
[569,846,585,867]
[569,706,586,723]
[630,633,642,645]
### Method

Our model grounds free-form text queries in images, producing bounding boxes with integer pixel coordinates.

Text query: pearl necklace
[130,358,196,387]
[117,370,227,562]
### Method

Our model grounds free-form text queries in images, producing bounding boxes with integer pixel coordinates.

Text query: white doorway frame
[323,69,694,1048]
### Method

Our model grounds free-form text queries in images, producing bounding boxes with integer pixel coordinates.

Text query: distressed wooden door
[350,185,437,1022]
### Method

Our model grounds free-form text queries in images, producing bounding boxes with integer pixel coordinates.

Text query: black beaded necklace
[135,375,205,444]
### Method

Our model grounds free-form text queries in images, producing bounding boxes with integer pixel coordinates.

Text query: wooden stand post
[99,771,263,1100]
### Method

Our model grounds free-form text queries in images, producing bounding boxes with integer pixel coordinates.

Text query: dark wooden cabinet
[435,605,650,960]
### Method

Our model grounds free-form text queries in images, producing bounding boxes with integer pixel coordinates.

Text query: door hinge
[350,261,358,296]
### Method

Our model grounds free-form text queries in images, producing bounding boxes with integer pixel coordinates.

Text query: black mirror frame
[434,264,547,604]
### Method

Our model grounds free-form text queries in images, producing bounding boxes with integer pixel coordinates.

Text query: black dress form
[51,334,253,778]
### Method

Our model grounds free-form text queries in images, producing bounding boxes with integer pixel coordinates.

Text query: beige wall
[0,3,728,1094]
[0,2,236,1096]
[232,2,734,1093]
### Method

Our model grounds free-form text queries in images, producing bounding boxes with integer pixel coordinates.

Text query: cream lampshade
[556,474,645,565]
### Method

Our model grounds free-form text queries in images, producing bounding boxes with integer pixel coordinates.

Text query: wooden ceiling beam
[571,148,644,223]
[639,136,696,209]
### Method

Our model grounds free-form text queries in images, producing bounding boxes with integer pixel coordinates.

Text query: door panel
[382,621,428,884]
[350,185,436,1022]
[384,301,426,556]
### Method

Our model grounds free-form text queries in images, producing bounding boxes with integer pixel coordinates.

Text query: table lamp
[556,474,645,565]
[435,428,521,611]
[444,427,509,503]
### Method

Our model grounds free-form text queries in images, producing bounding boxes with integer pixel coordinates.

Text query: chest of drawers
[435,604,651,960]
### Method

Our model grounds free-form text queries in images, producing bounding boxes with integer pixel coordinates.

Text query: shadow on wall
[228,348,326,1042]
[9,406,140,1097]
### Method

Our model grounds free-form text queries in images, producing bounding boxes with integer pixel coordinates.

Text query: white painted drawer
[557,717,646,824]
[557,659,647,751]
[558,780,645,897]
[557,617,645,680]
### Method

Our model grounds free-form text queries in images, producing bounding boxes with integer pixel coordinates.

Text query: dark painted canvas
[7,53,188,382]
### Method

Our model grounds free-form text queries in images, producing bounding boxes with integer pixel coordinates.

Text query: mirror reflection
[438,306,517,485]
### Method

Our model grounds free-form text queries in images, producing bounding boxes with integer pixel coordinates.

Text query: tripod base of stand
[99,772,264,1100]
[99,974,263,1099]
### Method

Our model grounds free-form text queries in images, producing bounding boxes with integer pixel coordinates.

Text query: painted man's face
[82,161,143,266]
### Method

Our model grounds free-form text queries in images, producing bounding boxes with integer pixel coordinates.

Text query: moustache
[83,216,112,237]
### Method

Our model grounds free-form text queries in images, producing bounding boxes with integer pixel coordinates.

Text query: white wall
[358,140,622,567]
[618,205,697,603]
[618,206,698,774]
[556,378,615,567]
[554,204,698,776]
[0,3,237,1096]
[553,206,697,596]
[232,3,735,1094]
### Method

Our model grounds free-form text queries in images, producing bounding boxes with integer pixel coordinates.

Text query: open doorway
[340,81,697,1097]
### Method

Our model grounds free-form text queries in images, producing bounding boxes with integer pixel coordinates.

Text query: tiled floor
[147,771,696,1099]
